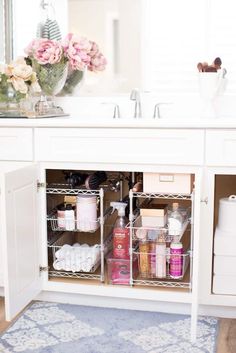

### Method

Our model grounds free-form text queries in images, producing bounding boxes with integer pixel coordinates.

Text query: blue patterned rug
[0,301,218,353]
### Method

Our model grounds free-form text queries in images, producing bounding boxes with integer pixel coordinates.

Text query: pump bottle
[110,202,129,259]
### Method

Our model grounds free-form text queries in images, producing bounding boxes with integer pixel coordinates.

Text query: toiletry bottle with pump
[110,202,129,259]
[168,202,183,236]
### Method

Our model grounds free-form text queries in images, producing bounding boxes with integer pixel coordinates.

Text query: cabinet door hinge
[39,266,49,273]
[37,181,46,190]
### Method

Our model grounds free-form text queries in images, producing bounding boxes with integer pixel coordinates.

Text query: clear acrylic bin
[107,253,139,285]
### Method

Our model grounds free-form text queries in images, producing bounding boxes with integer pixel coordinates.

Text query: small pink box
[143,173,193,195]
[107,254,139,285]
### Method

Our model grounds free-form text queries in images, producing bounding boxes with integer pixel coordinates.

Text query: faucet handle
[102,102,121,118]
[153,102,173,119]
[130,88,140,100]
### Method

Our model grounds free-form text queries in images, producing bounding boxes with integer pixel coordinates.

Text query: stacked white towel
[53,243,100,272]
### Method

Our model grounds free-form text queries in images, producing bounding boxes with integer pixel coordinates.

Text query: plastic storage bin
[107,254,139,285]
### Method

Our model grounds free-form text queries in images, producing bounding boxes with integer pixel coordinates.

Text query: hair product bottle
[139,241,150,278]
[169,237,183,279]
[149,241,156,278]
[168,202,183,236]
[57,204,65,229]
[156,230,166,278]
[65,204,75,231]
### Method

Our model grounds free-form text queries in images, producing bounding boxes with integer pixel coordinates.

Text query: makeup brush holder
[198,72,226,118]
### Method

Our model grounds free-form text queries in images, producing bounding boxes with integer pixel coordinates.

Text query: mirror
[2,0,144,96]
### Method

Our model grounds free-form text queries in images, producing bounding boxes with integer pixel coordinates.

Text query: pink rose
[24,39,41,56]
[88,52,107,72]
[62,33,92,70]
[27,39,63,65]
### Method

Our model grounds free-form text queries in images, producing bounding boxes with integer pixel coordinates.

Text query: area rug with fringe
[0,301,218,353]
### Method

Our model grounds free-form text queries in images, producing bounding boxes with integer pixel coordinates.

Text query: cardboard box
[140,204,168,217]
[141,214,167,227]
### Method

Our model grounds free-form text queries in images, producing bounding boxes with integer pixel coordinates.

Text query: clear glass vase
[33,61,68,96]
[0,83,24,114]
[59,68,86,96]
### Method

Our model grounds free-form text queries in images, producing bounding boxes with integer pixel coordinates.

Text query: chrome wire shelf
[47,205,112,232]
[132,191,192,200]
[46,185,101,196]
[49,271,101,280]
[133,279,190,289]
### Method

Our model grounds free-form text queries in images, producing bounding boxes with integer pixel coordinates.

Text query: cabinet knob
[200,197,208,204]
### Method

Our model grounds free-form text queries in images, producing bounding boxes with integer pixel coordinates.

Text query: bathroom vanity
[1,112,236,341]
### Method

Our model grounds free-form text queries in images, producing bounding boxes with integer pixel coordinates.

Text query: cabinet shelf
[133,279,191,289]
[48,232,113,279]
[46,184,101,196]
[130,216,190,242]
[47,206,112,233]
[132,191,192,200]
[48,271,101,280]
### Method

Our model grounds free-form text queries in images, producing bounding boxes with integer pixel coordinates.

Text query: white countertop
[1,95,236,129]
[1,114,236,128]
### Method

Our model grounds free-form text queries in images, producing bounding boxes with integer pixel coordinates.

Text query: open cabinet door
[3,164,41,320]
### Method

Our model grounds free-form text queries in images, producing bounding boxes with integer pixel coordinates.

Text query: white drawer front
[0,128,33,161]
[35,128,204,165]
[206,130,236,166]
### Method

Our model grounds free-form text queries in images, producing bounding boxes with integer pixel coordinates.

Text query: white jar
[76,195,97,232]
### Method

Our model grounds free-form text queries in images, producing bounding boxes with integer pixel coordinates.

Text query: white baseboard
[37,290,192,315]
[36,290,236,318]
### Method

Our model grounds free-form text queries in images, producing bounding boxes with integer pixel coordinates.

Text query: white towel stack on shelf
[53,243,100,273]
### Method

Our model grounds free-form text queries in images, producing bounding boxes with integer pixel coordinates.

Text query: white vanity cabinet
[1,121,236,336]
[0,126,202,339]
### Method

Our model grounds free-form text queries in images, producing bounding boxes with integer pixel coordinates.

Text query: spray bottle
[110,202,129,259]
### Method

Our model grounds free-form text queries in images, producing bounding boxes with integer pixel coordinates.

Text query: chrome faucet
[153,102,172,118]
[130,89,142,118]
[102,102,120,118]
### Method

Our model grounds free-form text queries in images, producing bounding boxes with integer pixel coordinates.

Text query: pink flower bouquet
[25,38,68,96]
[25,34,107,96]
[61,34,107,95]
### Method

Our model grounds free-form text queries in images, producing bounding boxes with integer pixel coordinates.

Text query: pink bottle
[169,239,183,279]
